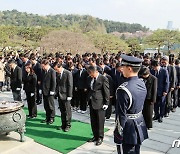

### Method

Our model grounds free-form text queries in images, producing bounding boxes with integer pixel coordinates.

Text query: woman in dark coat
[24,63,37,118]
[139,66,157,129]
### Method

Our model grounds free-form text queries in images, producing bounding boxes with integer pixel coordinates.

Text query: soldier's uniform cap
[120,54,143,67]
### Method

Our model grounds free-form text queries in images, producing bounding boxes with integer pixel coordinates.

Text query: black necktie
[155,71,158,77]
[93,78,96,90]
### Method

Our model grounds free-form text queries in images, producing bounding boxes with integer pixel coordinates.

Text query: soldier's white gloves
[50,91,55,95]
[67,97,72,101]
[102,105,108,110]
[31,93,34,97]
[16,88,21,91]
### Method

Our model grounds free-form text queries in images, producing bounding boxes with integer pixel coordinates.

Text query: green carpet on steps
[24,108,108,154]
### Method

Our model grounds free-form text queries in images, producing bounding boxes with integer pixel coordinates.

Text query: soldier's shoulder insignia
[120,82,128,87]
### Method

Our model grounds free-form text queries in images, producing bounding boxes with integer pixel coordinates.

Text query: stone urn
[0,101,26,142]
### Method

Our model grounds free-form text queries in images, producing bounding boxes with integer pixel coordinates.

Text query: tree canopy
[0,10,148,34]
[145,29,180,54]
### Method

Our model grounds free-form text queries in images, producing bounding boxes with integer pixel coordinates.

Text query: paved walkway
[0,91,180,154]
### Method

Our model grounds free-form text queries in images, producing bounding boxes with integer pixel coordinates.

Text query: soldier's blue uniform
[114,55,148,154]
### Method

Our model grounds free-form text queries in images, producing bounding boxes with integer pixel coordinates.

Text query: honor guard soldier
[114,54,148,154]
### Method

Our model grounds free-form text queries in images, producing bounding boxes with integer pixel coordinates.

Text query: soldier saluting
[114,54,148,154]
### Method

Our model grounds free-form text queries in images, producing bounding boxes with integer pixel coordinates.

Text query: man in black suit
[151,60,169,123]
[8,60,22,101]
[30,54,43,105]
[87,65,110,146]
[110,62,126,109]
[161,56,176,116]
[53,62,73,132]
[98,59,111,75]
[139,66,157,129]
[175,59,180,108]
[20,53,31,81]
[74,61,89,113]
[67,62,78,111]
[41,59,56,124]
[103,71,114,120]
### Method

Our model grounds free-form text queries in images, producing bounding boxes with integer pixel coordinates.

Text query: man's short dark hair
[53,61,62,68]
[89,58,96,63]
[139,66,150,77]
[87,65,97,73]
[175,59,179,65]
[8,59,16,65]
[151,59,160,67]
[29,54,36,60]
[41,59,49,65]
[116,62,121,68]
[56,53,64,59]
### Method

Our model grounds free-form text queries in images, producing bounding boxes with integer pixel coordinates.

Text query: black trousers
[178,89,180,107]
[43,95,55,121]
[77,89,87,111]
[12,90,21,101]
[58,98,72,129]
[172,88,178,108]
[154,96,166,118]
[117,144,140,154]
[71,90,78,107]
[165,91,172,114]
[36,84,42,104]
[106,98,112,119]
[26,92,37,117]
[89,104,105,140]
[142,100,153,128]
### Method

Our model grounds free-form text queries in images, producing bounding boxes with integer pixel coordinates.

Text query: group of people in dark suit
[3,50,180,152]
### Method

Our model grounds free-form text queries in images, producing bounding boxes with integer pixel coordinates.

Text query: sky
[0,0,179,30]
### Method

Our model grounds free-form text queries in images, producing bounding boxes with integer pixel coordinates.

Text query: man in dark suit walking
[151,60,169,123]
[8,59,22,101]
[53,62,73,132]
[175,59,180,108]
[161,56,176,116]
[87,65,110,146]
[41,59,56,124]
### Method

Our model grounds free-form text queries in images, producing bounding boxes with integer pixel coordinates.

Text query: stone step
[0,131,61,154]
[0,131,34,154]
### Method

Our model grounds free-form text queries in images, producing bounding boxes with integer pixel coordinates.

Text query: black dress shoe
[37,102,42,105]
[57,126,65,130]
[28,116,36,119]
[63,127,70,132]
[27,115,31,118]
[158,117,163,123]
[47,119,54,125]
[171,108,176,112]
[153,116,159,120]
[164,113,169,117]
[41,119,48,123]
[96,138,103,146]
[87,137,97,142]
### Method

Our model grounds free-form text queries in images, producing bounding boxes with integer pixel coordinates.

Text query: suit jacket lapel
[60,71,66,83]
[94,75,100,90]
